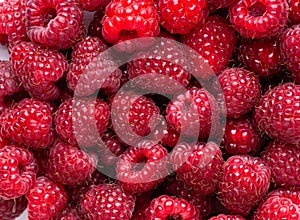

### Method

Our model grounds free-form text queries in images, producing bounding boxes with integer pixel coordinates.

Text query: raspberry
[216,68,261,118]
[116,142,169,194]
[127,39,191,94]
[55,97,110,147]
[88,9,105,39]
[10,42,68,101]
[209,214,246,220]
[51,203,81,220]
[102,0,160,52]
[161,124,180,148]
[238,39,282,78]
[261,140,300,187]
[0,0,27,44]
[253,188,300,219]
[157,0,208,34]
[0,98,55,149]
[166,87,220,139]
[0,196,28,220]
[26,176,68,220]
[170,142,223,195]
[66,36,122,97]
[229,0,289,38]
[218,155,271,215]
[280,25,300,83]
[46,141,98,186]
[77,0,110,11]
[0,60,20,99]
[0,145,37,200]
[182,15,237,76]
[145,195,200,220]
[80,184,136,220]
[254,83,300,144]
[289,0,300,25]
[223,116,261,155]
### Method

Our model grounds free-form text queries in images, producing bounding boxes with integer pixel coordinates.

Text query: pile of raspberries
[0,0,300,219]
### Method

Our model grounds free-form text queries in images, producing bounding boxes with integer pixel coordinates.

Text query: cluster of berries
[0,0,299,219]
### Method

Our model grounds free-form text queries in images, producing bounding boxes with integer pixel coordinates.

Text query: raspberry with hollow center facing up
[102,0,160,52]
[253,188,300,219]
[170,142,223,195]
[145,195,201,220]
[229,0,289,38]
[0,98,55,149]
[80,183,136,220]
[254,82,300,145]
[116,141,169,194]
[0,145,38,200]
[218,155,271,216]
[26,0,84,49]
[157,0,208,34]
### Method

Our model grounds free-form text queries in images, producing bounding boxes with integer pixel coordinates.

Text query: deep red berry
[0,145,37,200]
[0,196,28,220]
[26,0,84,49]
[145,195,201,220]
[261,140,300,187]
[223,116,261,155]
[289,0,300,25]
[51,203,81,220]
[229,0,289,38]
[80,184,136,220]
[218,155,271,215]
[10,41,68,101]
[116,142,169,194]
[88,9,105,39]
[182,15,237,77]
[238,39,282,78]
[102,0,160,52]
[209,214,246,220]
[170,142,223,195]
[253,188,300,219]
[67,36,122,97]
[254,83,300,144]
[0,98,55,149]
[161,124,180,148]
[216,68,261,118]
[77,0,109,11]
[166,87,220,139]
[55,97,110,147]
[46,141,98,186]
[157,0,208,34]
[280,25,300,83]
[26,176,68,220]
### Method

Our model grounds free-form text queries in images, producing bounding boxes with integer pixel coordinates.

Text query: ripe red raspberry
[88,9,105,39]
[216,68,261,118]
[182,15,237,76]
[161,124,180,148]
[67,36,122,97]
[253,188,300,219]
[77,0,109,11]
[0,196,28,220]
[55,97,110,147]
[0,60,20,99]
[127,39,191,94]
[26,176,68,220]
[10,42,68,101]
[280,25,300,83]
[223,116,261,155]
[209,214,246,220]
[51,203,81,220]
[157,0,208,34]
[166,87,220,139]
[289,0,300,25]
[0,0,27,44]
[0,145,37,200]
[116,142,169,194]
[46,141,98,186]
[218,155,271,215]
[0,98,55,149]
[102,0,160,52]
[254,83,300,144]
[229,0,288,39]
[261,140,300,187]
[145,195,200,220]
[170,142,223,195]
[80,184,136,220]
[26,0,84,49]
[238,39,282,78]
